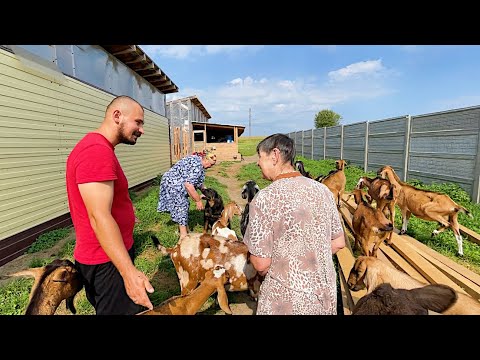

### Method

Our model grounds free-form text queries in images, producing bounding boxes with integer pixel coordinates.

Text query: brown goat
[352,282,457,315]
[151,234,263,299]
[321,159,347,208]
[347,256,480,315]
[356,176,397,244]
[137,266,232,315]
[350,189,393,257]
[9,259,83,315]
[377,165,472,256]
[211,201,243,241]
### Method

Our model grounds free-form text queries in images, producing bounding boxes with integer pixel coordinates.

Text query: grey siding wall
[288,107,480,203]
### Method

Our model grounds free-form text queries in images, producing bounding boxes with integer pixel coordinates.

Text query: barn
[0,45,178,266]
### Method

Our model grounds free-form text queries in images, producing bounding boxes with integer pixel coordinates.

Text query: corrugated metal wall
[288,108,480,203]
[0,48,170,244]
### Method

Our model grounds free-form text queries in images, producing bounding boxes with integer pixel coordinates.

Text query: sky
[140,45,480,136]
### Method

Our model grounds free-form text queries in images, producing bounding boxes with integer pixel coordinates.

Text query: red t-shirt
[66,132,135,265]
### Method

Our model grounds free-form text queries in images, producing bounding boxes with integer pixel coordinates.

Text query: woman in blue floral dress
[157,151,217,238]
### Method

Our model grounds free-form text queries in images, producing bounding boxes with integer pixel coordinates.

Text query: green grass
[238,136,265,156]
[26,228,71,253]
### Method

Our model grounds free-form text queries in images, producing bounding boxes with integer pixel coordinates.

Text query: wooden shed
[192,122,245,162]
[167,95,212,160]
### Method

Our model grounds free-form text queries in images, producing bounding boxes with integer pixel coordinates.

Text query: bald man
[66,95,154,315]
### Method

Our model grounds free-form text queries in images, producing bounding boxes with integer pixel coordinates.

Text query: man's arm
[79,181,153,310]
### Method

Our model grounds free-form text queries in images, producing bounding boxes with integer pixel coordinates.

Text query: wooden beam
[158,84,177,92]
[111,46,136,55]
[390,234,468,294]
[409,242,480,300]
[125,54,146,64]
[404,234,480,288]
[336,247,366,306]
[378,243,427,283]
[459,224,480,246]
[136,62,155,71]
[143,71,163,78]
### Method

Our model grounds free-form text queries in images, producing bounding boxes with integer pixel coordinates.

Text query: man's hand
[123,268,154,310]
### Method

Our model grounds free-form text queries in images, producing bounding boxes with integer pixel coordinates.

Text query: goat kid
[356,176,396,244]
[352,282,457,315]
[151,234,263,300]
[9,259,83,315]
[200,187,224,233]
[377,165,472,256]
[211,201,242,241]
[350,189,393,257]
[137,265,232,315]
[320,159,347,208]
[347,256,480,315]
[240,180,260,238]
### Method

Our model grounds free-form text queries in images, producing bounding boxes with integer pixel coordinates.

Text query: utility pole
[249,108,251,137]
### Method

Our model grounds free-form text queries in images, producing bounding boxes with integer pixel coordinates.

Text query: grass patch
[26,227,72,253]
[238,136,265,156]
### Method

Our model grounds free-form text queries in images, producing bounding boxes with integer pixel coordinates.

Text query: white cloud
[140,45,263,59]
[328,59,385,82]
[167,65,395,135]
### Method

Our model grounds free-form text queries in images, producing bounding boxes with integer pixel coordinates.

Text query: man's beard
[119,125,141,145]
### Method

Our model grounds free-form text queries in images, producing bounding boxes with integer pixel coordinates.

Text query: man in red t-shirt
[66,95,154,315]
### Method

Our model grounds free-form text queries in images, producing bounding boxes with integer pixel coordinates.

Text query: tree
[314,109,342,128]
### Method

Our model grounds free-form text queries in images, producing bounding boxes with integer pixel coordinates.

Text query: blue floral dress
[157,155,205,225]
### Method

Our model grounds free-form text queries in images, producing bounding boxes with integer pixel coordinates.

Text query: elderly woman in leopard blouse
[157,151,217,238]
[243,134,345,315]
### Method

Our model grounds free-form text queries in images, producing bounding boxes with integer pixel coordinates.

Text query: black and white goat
[200,187,224,233]
[240,180,260,238]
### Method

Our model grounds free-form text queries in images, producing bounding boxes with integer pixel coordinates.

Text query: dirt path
[203,155,260,315]
[207,155,258,207]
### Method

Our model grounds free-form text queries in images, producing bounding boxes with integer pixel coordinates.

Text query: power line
[249,107,251,136]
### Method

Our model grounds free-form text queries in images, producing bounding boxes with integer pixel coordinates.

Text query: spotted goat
[151,233,263,300]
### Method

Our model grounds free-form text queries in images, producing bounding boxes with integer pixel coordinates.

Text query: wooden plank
[407,242,480,300]
[459,224,480,246]
[390,233,468,294]
[335,247,366,305]
[402,233,480,288]
[338,260,353,315]
[378,243,428,283]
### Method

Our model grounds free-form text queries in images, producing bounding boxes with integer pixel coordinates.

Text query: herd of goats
[7,159,480,315]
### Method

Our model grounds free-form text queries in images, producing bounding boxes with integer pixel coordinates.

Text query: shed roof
[167,95,211,119]
[99,45,179,94]
[192,121,245,136]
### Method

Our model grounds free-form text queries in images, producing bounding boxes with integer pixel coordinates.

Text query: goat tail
[150,235,171,255]
[458,206,473,219]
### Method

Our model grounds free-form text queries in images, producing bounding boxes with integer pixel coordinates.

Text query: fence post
[364,122,369,172]
[473,115,480,203]
[301,130,304,157]
[323,127,327,160]
[403,115,412,182]
[340,125,344,159]
[311,128,314,160]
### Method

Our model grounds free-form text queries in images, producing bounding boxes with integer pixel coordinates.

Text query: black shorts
[75,246,145,315]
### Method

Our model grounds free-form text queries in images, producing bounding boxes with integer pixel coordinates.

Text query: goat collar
[274,171,301,181]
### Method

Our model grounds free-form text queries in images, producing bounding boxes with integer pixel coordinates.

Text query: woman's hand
[195,200,204,211]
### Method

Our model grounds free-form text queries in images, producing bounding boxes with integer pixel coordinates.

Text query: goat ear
[254,184,260,191]
[66,296,77,314]
[355,257,368,279]
[51,268,69,282]
[8,268,43,279]
[216,283,232,315]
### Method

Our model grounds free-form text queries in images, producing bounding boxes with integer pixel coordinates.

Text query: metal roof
[167,95,211,119]
[99,45,179,94]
